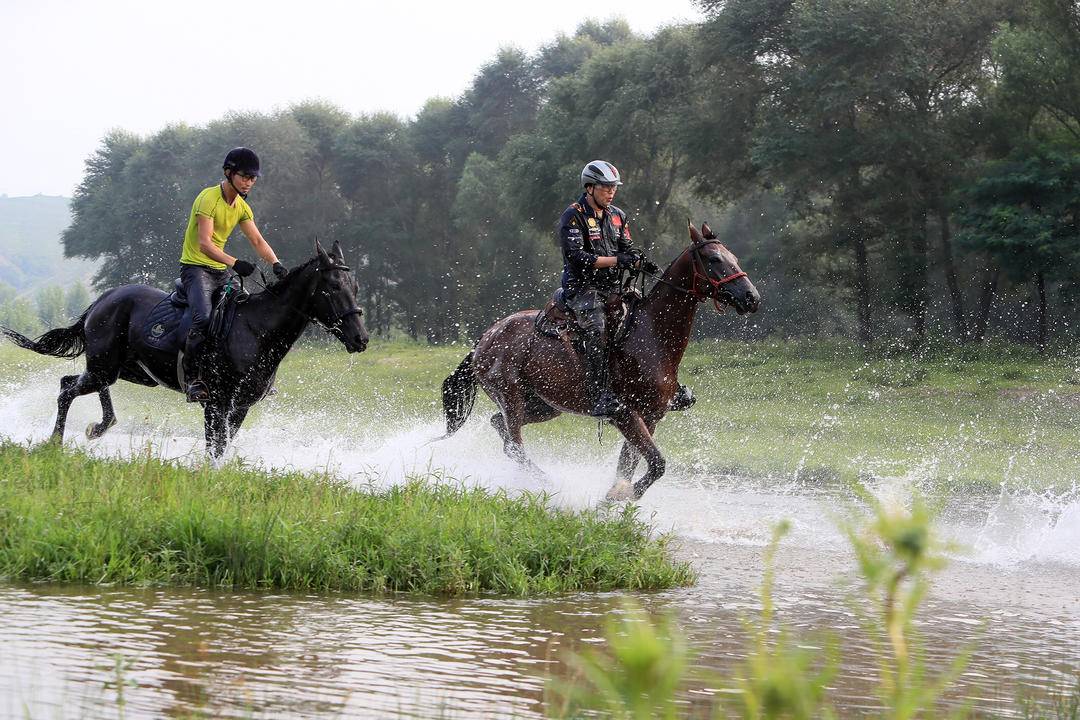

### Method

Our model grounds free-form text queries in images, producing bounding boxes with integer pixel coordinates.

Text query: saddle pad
[143,296,186,351]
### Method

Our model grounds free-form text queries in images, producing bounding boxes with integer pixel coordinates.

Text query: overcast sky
[0,0,702,198]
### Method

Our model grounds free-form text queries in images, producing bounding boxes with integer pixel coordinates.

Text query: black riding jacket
[559,193,634,297]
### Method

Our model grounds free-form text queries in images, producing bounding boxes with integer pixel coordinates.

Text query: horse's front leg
[227,406,249,440]
[606,412,664,501]
[203,402,229,462]
[615,441,641,484]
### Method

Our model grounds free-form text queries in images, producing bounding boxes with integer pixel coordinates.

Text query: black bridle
[245,261,364,338]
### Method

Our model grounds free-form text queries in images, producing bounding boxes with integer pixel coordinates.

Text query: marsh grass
[549,494,986,719]
[0,442,693,594]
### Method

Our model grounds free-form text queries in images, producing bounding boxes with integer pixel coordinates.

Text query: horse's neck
[635,259,699,368]
[245,265,317,356]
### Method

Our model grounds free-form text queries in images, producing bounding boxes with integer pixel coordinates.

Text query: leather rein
[244,262,364,337]
[641,239,747,312]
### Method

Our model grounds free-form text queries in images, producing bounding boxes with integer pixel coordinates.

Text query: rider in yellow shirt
[179,147,287,402]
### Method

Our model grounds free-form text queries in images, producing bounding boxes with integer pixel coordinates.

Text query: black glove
[642,258,660,275]
[232,259,256,277]
[272,262,288,280]
[615,252,638,270]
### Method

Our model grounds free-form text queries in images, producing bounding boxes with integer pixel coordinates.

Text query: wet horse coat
[442,223,760,500]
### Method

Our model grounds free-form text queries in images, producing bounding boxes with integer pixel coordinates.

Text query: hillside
[0,195,96,292]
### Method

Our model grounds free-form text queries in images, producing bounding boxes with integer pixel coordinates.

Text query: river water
[1,372,1078,718]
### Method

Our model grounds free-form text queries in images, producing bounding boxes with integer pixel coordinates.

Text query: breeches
[180,265,228,333]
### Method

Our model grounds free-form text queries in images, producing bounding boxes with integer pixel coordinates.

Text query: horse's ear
[701,222,715,239]
[331,240,345,263]
[688,220,703,243]
[314,238,328,261]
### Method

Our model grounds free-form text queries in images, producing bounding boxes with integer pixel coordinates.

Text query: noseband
[689,239,747,311]
[309,263,365,335]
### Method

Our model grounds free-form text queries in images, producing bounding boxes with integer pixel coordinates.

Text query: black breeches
[180,265,228,333]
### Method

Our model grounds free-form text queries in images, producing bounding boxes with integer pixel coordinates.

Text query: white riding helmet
[581,160,623,187]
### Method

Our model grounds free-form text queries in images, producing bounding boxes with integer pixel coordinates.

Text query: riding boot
[669,383,696,411]
[584,334,623,417]
[182,330,209,403]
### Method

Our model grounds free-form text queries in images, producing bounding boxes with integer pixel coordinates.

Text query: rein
[640,239,747,312]
[244,262,364,336]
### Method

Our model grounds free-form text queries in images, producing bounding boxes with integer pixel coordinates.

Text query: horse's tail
[1,304,92,358]
[442,350,477,436]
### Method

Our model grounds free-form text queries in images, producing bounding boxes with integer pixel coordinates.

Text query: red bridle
[689,239,747,312]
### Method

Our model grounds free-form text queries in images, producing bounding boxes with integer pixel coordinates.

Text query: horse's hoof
[605,481,635,502]
[85,418,115,440]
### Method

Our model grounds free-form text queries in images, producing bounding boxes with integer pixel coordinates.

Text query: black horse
[1,240,368,458]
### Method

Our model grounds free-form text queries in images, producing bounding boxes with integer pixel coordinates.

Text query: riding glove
[232,259,256,277]
[615,252,638,269]
[272,262,288,280]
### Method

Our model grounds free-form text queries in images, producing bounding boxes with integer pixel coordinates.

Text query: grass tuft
[0,442,694,595]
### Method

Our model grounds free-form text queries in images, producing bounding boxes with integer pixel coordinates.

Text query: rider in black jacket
[558,161,659,417]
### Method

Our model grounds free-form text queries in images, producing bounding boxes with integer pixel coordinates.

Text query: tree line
[63,0,1080,351]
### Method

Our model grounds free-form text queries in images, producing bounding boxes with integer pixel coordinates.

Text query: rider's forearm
[249,237,279,265]
[594,256,618,269]
[198,240,236,267]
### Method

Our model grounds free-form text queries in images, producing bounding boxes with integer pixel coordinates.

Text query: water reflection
[2,541,1077,719]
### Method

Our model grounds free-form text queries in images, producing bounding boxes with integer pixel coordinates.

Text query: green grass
[3,336,1079,493]
[0,441,694,594]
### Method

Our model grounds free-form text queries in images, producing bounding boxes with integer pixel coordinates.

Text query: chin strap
[225,174,248,199]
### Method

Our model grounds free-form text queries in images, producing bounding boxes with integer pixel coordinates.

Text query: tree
[955,146,1080,350]
[34,285,66,328]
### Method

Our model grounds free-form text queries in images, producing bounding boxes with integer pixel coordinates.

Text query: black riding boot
[182,330,209,403]
[669,383,696,411]
[584,335,623,417]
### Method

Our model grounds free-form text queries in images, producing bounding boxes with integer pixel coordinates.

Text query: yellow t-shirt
[179,184,254,269]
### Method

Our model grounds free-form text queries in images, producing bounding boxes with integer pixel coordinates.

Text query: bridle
[641,238,747,312]
[245,260,364,338]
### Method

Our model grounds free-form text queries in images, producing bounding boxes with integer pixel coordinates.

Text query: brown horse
[441,222,760,500]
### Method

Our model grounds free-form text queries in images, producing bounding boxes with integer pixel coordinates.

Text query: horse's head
[310,239,370,352]
[685,222,760,315]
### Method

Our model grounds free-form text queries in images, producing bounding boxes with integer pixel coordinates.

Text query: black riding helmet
[223,147,261,178]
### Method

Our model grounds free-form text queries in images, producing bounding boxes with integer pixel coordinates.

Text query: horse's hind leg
[86,386,117,440]
[53,371,112,443]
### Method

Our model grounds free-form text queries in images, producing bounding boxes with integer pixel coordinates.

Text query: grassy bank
[0,442,693,594]
[3,337,1079,492]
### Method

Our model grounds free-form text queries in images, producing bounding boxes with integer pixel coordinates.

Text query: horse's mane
[259,256,320,294]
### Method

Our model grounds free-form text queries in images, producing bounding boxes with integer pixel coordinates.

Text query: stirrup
[669,383,696,411]
[185,380,209,403]
[589,390,624,418]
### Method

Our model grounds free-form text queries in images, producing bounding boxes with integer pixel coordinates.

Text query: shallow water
[1,371,1078,718]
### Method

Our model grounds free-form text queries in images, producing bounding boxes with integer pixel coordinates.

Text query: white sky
[0,0,702,198]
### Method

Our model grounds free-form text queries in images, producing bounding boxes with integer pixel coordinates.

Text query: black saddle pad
[143,296,188,352]
[142,281,244,353]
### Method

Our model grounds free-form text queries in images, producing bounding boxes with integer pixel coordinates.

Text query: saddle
[142,277,247,354]
[533,287,641,347]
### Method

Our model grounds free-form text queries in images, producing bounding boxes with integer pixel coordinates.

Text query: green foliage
[53,3,1080,347]
[0,442,694,595]
[549,604,693,720]
[552,499,971,718]
[0,296,41,336]
[843,492,970,719]
[955,146,1080,282]
[729,521,837,720]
